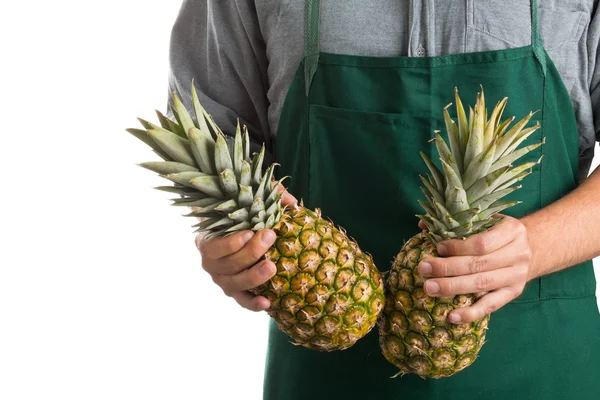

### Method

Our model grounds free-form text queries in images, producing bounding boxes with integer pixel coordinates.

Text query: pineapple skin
[129,84,387,352]
[251,207,386,351]
[379,233,489,378]
[377,87,542,377]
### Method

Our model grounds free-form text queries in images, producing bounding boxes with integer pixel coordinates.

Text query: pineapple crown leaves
[126,82,284,238]
[418,86,544,243]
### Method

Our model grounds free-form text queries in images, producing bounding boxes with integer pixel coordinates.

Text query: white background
[0,1,598,399]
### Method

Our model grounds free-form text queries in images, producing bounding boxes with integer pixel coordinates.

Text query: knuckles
[196,235,221,259]
[475,274,493,291]
[442,279,456,295]
[468,256,487,274]
[515,265,529,282]
[509,283,526,298]
[249,263,268,287]
[473,236,491,255]
[517,246,533,264]
[248,243,268,261]
[201,261,212,273]
[195,233,206,253]
[214,276,233,297]
[484,301,497,315]
[432,260,450,277]
[461,308,479,323]
[214,262,271,297]
[507,217,528,241]
[462,301,496,323]
[224,235,246,255]
[513,263,530,286]
[512,219,527,236]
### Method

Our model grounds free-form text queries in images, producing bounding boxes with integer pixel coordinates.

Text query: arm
[416,9,600,324]
[523,167,600,279]
[168,0,273,162]
[418,163,599,325]
[507,2,600,282]
[168,0,294,311]
[524,3,600,277]
[419,168,599,324]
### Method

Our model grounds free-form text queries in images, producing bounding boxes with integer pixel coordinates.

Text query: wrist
[520,215,543,281]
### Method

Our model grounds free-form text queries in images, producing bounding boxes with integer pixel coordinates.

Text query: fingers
[418,252,511,277]
[281,190,298,207]
[199,229,275,275]
[230,291,271,312]
[214,229,277,275]
[197,230,254,260]
[215,260,277,295]
[417,216,532,323]
[276,184,298,207]
[437,215,524,256]
[423,265,528,297]
[196,230,277,313]
[448,287,521,324]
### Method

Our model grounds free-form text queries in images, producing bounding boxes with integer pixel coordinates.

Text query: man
[168,1,600,398]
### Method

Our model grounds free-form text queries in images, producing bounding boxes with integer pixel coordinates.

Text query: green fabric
[266,0,600,398]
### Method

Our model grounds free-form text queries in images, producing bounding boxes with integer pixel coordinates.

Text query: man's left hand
[418,215,534,324]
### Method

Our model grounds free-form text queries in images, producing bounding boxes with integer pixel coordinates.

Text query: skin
[195,188,298,311]
[197,169,600,319]
[418,167,600,324]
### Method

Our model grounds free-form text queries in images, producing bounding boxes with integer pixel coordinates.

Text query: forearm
[522,165,600,280]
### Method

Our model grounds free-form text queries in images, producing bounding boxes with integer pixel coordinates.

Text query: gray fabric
[168,0,600,180]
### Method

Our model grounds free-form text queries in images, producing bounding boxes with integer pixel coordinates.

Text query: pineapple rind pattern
[379,233,488,378]
[379,87,542,378]
[253,207,385,351]
[128,83,385,352]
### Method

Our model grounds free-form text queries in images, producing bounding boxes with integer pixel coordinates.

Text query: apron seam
[305,63,313,206]
[513,294,596,303]
[538,51,547,300]
[314,52,536,69]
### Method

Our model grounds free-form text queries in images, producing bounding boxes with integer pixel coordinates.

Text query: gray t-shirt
[168,0,600,180]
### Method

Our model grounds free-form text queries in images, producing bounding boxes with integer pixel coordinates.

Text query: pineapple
[379,87,543,378]
[127,84,385,351]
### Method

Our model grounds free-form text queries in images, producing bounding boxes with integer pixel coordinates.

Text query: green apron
[265,1,600,398]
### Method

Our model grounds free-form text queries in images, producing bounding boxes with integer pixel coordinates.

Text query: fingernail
[419,262,432,275]
[449,313,462,323]
[259,262,275,278]
[241,231,254,245]
[437,243,448,256]
[425,280,440,295]
[261,230,276,246]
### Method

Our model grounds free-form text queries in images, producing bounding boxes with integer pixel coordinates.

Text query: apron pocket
[307,104,545,303]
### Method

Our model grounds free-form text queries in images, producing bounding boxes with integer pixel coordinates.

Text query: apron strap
[304,0,321,95]
[531,0,547,75]
[303,0,547,89]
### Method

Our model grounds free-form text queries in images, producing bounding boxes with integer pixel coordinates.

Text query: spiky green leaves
[128,83,284,238]
[419,87,543,243]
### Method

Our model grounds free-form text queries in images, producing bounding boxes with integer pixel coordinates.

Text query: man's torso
[254,0,598,176]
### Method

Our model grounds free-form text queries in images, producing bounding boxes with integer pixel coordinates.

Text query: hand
[195,187,298,311]
[417,215,533,324]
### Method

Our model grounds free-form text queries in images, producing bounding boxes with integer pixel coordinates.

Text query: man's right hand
[195,189,298,311]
